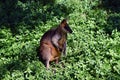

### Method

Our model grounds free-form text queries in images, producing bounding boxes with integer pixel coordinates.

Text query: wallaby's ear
[61,19,67,24]
[60,19,67,27]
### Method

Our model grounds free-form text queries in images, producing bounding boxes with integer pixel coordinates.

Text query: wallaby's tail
[36,46,40,57]
[36,46,42,61]
[36,46,44,64]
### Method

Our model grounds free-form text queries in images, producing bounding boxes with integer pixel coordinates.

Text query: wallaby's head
[60,19,73,33]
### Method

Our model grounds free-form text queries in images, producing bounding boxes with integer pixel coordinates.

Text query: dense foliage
[0,0,120,79]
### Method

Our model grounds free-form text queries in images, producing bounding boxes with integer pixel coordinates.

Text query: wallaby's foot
[55,59,59,64]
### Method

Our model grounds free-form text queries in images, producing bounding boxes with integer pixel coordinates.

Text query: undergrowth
[0,0,120,80]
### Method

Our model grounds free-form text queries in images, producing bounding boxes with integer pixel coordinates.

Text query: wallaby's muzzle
[64,25,73,33]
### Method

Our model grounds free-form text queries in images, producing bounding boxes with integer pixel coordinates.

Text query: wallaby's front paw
[58,47,63,52]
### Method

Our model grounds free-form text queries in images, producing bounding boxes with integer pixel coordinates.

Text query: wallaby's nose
[65,25,72,33]
[69,27,73,33]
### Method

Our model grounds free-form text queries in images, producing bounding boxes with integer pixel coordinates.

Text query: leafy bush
[0,0,120,80]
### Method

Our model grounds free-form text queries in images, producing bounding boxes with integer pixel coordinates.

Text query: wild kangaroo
[38,19,72,68]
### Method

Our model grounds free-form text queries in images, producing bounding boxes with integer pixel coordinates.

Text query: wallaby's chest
[58,33,67,45]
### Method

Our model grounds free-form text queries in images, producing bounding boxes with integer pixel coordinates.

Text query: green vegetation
[0,0,120,79]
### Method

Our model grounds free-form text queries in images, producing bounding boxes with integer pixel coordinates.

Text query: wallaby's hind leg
[45,59,50,69]
[40,44,52,69]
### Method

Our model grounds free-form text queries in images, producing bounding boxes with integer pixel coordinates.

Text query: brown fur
[38,19,72,68]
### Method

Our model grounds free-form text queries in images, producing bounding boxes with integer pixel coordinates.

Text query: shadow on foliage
[99,0,120,13]
[0,45,38,79]
[0,54,37,79]
[98,0,120,35]
[104,14,120,35]
[0,59,26,79]
[0,0,71,35]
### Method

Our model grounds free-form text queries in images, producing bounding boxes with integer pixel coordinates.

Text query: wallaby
[38,19,72,69]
